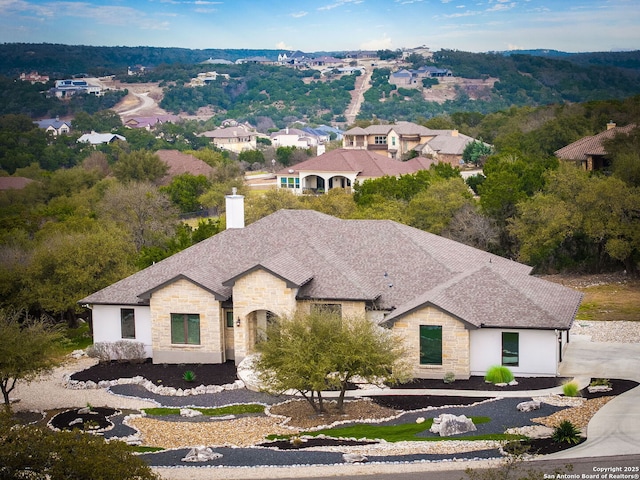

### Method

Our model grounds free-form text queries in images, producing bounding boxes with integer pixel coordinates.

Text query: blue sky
[0,0,638,53]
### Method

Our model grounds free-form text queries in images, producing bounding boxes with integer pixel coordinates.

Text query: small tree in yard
[255,310,411,414]
[0,309,64,412]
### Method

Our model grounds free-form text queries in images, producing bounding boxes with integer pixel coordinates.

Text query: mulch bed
[70,359,238,389]
[580,379,638,398]
[390,376,571,391]
[371,394,491,410]
[49,406,118,431]
[505,437,586,455]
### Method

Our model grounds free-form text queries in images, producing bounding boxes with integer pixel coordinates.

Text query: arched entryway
[246,310,277,353]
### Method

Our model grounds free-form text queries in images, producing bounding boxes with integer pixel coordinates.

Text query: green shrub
[552,420,581,445]
[590,378,611,387]
[182,370,196,382]
[562,381,580,397]
[484,365,514,384]
[443,372,456,384]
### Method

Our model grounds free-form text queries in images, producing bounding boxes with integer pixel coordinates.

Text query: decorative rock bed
[62,374,245,397]
[49,406,119,432]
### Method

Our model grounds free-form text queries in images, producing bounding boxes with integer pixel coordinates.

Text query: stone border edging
[62,374,245,397]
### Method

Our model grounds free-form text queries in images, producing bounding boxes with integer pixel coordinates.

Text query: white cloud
[361,34,393,50]
[318,0,364,12]
[276,41,293,50]
[290,11,308,18]
[486,2,516,12]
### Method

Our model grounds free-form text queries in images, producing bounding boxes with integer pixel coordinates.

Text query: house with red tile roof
[0,177,34,190]
[155,150,214,186]
[81,202,582,379]
[276,148,436,194]
[554,123,636,171]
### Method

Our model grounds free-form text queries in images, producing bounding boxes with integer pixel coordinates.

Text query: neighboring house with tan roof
[342,121,486,165]
[124,115,181,130]
[276,148,436,194]
[155,150,214,186]
[554,122,636,171]
[81,204,582,379]
[199,125,257,154]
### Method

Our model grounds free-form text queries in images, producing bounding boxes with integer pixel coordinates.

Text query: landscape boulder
[180,408,202,418]
[430,414,477,436]
[516,400,541,412]
[343,453,368,463]
[181,446,223,462]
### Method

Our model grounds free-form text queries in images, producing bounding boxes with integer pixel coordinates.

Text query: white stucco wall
[469,328,560,377]
[91,304,152,357]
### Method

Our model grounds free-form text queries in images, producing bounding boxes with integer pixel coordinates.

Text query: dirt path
[345,68,373,124]
[112,82,168,120]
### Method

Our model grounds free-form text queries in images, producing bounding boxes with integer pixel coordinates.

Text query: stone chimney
[606,121,616,130]
[225,187,245,229]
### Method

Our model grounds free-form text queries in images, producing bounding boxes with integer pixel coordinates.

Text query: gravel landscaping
[15,318,638,471]
[79,364,634,468]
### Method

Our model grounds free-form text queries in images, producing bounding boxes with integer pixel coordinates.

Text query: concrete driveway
[544,334,640,459]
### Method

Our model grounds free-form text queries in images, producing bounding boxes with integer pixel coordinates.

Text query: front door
[224,310,235,361]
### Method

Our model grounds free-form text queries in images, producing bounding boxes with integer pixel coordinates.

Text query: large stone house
[342,121,487,165]
[199,126,257,154]
[81,198,582,379]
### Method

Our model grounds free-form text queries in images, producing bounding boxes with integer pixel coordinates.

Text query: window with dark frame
[226,310,234,328]
[419,325,442,365]
[170,313,201,345]
[120,308,135,339]
[502,332,519,367]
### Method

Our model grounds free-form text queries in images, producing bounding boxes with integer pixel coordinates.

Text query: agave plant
[182,370,197,382]
[552,420,581,445]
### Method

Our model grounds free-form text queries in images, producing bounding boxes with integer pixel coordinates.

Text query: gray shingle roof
[81,210,582,330]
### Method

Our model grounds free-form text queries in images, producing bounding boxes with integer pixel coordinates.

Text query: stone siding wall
[149,279,223,364]
[232,269,298,362]
[392,305,470,379]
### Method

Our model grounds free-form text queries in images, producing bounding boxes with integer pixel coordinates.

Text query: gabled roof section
[384,266,583,330]
[156,149,214,185]
[222,251,314,289]
[555,124,636,160]
[77,133,126,145]
[138,273,229,301]
[424,132,476,155]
